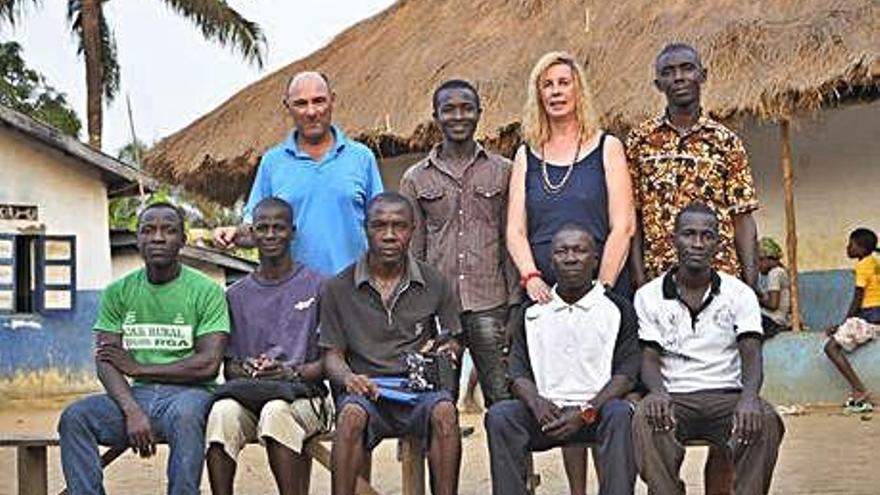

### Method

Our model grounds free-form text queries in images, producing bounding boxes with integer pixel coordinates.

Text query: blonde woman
[504,51,636,495]
[507,51,634,303]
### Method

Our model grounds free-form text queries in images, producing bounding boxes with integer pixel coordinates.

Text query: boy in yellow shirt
[824,228,880,413]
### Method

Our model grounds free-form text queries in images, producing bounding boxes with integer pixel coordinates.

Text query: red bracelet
[520,271,542,288]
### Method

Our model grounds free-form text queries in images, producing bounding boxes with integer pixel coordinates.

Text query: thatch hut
[145,0,879,330]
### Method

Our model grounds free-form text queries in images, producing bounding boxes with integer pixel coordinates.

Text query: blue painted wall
[0,290,99,378]
[798,269,852,331]
[764,331,879,405]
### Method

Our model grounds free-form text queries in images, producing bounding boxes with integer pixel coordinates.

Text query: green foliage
[0,41,82,136]
[3,0,264,147]
[116,139,149,166]
[0,0,39,26]
[161,0,265,68]
[108,183,172,231]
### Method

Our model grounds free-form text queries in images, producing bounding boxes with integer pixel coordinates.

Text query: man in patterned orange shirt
[627,43,759,290]
[626,43,761,494]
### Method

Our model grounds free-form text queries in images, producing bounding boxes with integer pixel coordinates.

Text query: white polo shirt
[634,269,762,394]
[523,284,635,406]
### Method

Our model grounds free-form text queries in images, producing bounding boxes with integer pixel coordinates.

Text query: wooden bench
[0,433,427,495]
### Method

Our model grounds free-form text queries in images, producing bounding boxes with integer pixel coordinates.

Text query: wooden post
[17,446,47,495]
[780,119,802,331]
[400,437,426,495]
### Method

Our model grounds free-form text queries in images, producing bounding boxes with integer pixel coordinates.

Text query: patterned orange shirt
[626,113,759,279]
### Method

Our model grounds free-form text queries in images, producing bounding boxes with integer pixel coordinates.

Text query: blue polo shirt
[244,126,383,275]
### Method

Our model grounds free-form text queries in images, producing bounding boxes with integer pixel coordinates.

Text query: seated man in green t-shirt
[58,202,230,495]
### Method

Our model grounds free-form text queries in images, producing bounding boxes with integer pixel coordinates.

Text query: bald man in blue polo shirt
[214,71,383,276]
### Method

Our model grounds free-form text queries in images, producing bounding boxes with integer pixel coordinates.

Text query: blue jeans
[58,384,214,495]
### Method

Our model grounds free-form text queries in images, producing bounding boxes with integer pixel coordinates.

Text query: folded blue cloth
[372,377,409,388]
[371,377,420,405]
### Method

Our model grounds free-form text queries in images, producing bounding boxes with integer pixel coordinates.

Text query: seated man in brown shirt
[320,192,464,495]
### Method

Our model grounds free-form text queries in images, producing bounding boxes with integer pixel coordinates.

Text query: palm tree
[1,0,264,149]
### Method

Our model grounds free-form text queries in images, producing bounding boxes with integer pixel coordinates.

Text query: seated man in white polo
[633,202,784,495]
[485,224,640,495]
[205,198,332,495]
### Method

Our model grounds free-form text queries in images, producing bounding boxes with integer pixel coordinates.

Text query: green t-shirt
[94,265,230,385]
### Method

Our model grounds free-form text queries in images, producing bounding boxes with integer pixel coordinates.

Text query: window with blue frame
[0,233,76,314]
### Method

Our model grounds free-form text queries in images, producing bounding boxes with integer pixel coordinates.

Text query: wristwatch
[579,402,599,425]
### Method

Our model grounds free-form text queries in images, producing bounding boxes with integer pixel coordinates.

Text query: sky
[2,0,395,154]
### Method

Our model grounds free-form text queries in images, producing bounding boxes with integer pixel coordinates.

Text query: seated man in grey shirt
[486,224,640,495]
[320,192,464,495]
[206,198,331,495]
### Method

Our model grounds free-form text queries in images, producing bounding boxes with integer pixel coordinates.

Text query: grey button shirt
[400,144,520,312]
[319,255,463,376]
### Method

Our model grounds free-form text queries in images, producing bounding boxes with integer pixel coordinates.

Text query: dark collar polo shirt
[318,255,463,376]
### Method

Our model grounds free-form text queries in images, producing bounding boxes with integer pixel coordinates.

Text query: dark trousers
[633,391,784,495]
[461,307,510,406]
[485,399,636,495]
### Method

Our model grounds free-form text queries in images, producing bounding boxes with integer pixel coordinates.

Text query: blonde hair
[522,51,600,149]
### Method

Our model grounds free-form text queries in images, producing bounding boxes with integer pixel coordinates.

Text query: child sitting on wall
[757,237,792,337]
[824,227,880,413]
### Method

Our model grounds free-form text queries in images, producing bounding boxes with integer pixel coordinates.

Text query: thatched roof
[145,0,880,204]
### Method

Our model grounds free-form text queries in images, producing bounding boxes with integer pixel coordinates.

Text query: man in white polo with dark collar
[633,202,784,495]
[486,223,640,495]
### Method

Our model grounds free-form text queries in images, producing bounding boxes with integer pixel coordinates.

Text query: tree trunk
[81,0,103,149]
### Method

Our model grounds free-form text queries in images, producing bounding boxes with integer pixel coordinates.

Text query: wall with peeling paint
[0,124,115,397]
[0,291,101,398]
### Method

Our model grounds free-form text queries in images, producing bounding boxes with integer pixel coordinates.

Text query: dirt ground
[0,398,876,495]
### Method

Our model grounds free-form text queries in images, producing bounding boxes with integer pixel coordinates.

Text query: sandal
[845,391,871,407]
[844,400,874,414]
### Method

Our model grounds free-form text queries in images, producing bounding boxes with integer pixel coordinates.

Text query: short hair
[850,228,878,253]
[137,201,185,230]
[432,79,481,112]
[656,43,702,71]
[253,197,294,226]
[285,71,331,96]
[674,202,718,232]
[366,192,414,223]
[551,223,596,250]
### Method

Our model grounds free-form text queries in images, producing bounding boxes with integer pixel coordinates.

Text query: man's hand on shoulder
[732,394,763,444]
[642,392,675,431]
[213,225,254,250]
[212,226,238,249]
[542,406,584,440]
[96,343,141,378]
[344,373,379,400]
